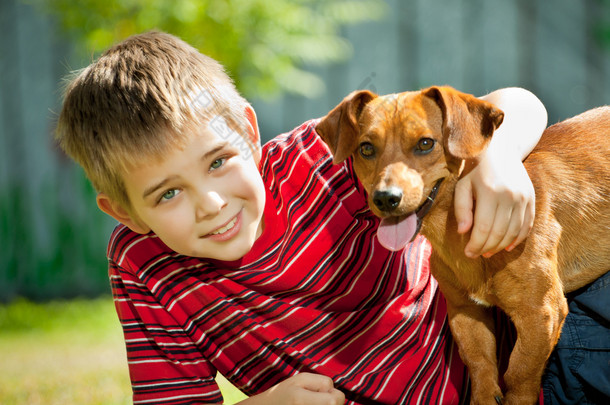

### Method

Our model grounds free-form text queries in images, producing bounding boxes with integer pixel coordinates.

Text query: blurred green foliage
[595,0,610,46]
[0,170,112,301]
[28,0,386,98]
[0,296,115,334]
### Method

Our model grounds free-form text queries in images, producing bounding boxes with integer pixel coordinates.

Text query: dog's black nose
[373,187,403,212]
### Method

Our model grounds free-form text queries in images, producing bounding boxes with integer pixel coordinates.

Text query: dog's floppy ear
[423,86,504,160]
[315,90,377,163]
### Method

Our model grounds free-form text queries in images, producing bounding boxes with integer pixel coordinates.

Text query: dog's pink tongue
[377,214,418,251]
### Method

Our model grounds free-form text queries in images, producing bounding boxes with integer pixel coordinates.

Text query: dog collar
[415,178,444,220]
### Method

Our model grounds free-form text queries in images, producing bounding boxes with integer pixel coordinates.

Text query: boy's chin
[171,218,263,260]
[185,237,257,261]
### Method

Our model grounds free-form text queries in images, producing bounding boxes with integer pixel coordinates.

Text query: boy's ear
[244,105,262,162]
[96,193,151,234]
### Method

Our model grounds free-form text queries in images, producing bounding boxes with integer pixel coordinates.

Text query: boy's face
[100,109,265,261]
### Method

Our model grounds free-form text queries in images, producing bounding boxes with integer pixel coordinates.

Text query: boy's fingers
[506,199,535,251]
[296,389,345,405]
[465,198,497,258]
[454,179,474,234]
[331,388,346,404]
[293,373,345,404]
[481,204,520,257]
[479,206,513,257]
[495,208,523,254]
[293,372,334,392]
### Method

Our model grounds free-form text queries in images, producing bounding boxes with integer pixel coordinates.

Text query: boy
[56,32,547,404]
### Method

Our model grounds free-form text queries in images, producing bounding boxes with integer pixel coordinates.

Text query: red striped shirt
[108,120,469,404]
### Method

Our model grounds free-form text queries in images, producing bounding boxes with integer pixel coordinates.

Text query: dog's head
[315,86,504,251]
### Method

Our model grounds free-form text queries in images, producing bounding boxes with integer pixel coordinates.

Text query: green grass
[0,297,247,404]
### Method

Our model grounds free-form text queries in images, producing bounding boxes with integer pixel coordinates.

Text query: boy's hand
[241,372,345,405]
[455,153,535,258]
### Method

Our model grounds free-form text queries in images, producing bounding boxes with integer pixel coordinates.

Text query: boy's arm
[109,261,224,404]
[455,87,548,258]
[112,251,344,405]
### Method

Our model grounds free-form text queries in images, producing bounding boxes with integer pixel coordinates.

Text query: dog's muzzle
[415,178,444,220]
[372,186,403,212]
[372,179,444,218]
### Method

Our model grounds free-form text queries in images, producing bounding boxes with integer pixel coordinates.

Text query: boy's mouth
[204,211,242,240]
[210,216,237,235]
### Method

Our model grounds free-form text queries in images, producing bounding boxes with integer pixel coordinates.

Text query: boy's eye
[160,189,180,202]
[210,157,226,170]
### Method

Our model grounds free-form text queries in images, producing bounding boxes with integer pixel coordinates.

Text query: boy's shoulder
[260,118,338,187]
[106,224,174,269]
[260,118,351,180]
[106,223,212,281]
[262,119,325,162]
[260,117,369,217]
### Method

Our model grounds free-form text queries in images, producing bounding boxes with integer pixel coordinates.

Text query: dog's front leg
[431,255,503,405]
[447,302,503,405]
[497,271,567,405]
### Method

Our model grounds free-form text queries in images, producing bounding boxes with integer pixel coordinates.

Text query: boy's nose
[194,190,226,220]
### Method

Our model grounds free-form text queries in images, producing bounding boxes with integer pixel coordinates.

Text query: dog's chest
[422,195,498,306]
[450,257,494,306]
[466,287,494,307]
[428,235,496,307]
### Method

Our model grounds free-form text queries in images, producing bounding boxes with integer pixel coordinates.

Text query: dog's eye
[415,138,435,155]
[359,142,375,158]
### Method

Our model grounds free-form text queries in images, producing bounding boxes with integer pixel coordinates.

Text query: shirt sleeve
[109,260,224,404]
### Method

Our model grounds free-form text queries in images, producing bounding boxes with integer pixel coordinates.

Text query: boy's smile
[103,115,265,261]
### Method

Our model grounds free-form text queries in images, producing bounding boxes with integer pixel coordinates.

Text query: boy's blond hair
[56,31,249,210]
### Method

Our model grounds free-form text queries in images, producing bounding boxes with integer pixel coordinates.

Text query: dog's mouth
[377,179,444,251]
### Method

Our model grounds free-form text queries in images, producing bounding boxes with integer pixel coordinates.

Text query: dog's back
[524,106,610,291]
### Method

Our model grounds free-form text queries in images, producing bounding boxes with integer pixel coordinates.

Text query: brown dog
[315,86,610,404]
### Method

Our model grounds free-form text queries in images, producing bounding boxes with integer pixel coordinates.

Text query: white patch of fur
[469,294,492,307]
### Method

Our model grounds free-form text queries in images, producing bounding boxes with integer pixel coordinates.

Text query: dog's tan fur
[315,86,610,404]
